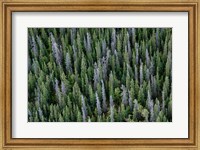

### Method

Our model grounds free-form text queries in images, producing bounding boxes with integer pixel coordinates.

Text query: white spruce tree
[131,28,135,46]
[93,63,100,90]
[54,78,61,105]
[31,36,38,56]
[50,33,62,66]
[65,52,72,73]
[110,105,114,122]
[134,99,138,112]
[135,43,139,65]
[156,28,159,48]
[146,48,150,67]
[162,91,165,112]
[149,100,154,122]
[109,95,115,122]
[38,106,43,121]
[86,32,91,52]
[102,57,108,80]
[81,95,87,122]
[146,68,150,81]
[111,28,116,53]
[121,85,128,106]
[128,90,133,111]
[96,92,102,116]
[61,81,66,95]
[166,51,172,77]
[127,32,132,61]
[102,39,107,56]
[134,65,138,81]
[101,80,107,113]
[140,61,143,86]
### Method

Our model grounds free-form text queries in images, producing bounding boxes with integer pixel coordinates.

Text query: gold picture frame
[0,0,199,149]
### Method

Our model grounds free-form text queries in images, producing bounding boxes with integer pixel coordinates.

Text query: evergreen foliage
[28,28,172,122]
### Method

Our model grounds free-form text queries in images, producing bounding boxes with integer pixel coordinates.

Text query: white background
[12,12,188,138]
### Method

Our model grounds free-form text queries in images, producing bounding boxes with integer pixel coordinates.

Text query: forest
[28,28,172,122]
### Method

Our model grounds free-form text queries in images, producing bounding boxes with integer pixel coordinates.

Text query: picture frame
[0,0,199,149]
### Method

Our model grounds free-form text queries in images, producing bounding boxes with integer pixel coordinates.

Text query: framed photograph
[0,0,199,149]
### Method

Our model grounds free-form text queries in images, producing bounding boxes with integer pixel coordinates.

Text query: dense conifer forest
[28,28,172,122]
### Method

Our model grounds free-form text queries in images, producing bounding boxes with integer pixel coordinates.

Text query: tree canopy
[28,28,172,122]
